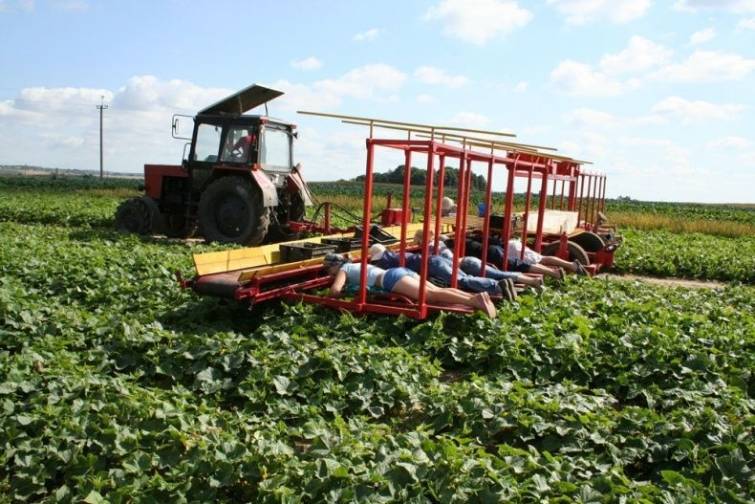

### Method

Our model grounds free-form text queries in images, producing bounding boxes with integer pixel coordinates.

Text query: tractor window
[194,124,221,162]
[220,127,255,163]
[260,127,291,171]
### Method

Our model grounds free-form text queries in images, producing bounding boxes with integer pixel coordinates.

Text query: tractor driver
[224,129,256,162]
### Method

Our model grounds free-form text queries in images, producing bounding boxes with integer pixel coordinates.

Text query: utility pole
[96,96,108,179]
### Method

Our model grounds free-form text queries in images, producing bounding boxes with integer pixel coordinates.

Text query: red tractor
[115,84,311,244]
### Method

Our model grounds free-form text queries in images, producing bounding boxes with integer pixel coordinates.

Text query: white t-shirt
[507,239,543,264]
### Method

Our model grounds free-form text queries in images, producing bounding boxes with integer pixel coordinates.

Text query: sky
[1,0,754,203]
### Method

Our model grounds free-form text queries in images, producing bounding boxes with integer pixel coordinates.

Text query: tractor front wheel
[198,176,270,245]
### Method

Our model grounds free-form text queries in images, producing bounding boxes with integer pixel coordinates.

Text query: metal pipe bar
[417,149,436,318]
[577,174,586,224]
[559,179,566,210]
[520,164,534,260]
[433,155,446,255]
[479,155,495,277]
[358,141,375,306]
[534,162,549,252]
[600,175,607,213]
[297,110,516,137]
[585,175,594,227]
[551,177,557,209]
[460,159,473,259]
[450,148,468,287]
[501,155,519,271]
[399,149,413,266]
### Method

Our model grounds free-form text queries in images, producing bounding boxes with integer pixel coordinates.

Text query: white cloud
[599,36,673,75]
[707,136,751,149]
[689,27,715,45]
[449,112,491,127]
[290,56,322,71]
[272,63,407,112]
[738,17,755,29]
[416,94,435,104]
[651,96,745,123]
[547,0,652,24]
[550,60,637,96]
[353,28,380,42]
[674,0,755,13]
[514,81,528,92]
[414,66,469,88]
[112,76,229,112]
[424,0,532,45]
[653,50,755,82]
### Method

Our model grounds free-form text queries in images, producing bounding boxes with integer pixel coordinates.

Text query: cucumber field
[0,174,753,502]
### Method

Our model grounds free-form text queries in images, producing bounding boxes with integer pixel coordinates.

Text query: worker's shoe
[498,278,517,302]
[573,261,588,276]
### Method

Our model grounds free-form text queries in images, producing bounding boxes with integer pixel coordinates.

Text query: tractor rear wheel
[542,240,590,265]
[198,176,270,245]
[114,196,163,235]
[569,231,605,253]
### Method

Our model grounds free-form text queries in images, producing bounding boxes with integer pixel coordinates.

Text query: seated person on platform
[369,243,519,301]
[441,197,457,217]
[323,253,496,318]
[413,229,544,290]
[505,237,587,276]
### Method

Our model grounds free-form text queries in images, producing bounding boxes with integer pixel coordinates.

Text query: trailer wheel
[115,196,163,235]
[198,176,270,245]
[542,240,590,265]
[569,231,605,253]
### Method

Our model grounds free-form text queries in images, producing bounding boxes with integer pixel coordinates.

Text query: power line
[96,96,109,179]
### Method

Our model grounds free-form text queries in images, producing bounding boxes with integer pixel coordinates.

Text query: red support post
[577,173,585,225]
[551,176,557,209]
[600,175,607,212]
[586,175,595,227]
[534,161,549,252]
[433,155,446,255]
[399,149,412,266]
[501,155,519,271]
[459,159,473,259]
[567,166,577,211]
[479,157,495,277]
[450,150,468,287]
[520,163,534,260]
[417,147,435,318]
[358,141,375,307]
[559,179,566,210]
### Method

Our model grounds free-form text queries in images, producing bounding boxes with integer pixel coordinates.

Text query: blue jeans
[426,256,500,295]
[459,256,520,281]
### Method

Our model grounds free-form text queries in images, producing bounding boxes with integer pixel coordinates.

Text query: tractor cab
[116,84,312,245]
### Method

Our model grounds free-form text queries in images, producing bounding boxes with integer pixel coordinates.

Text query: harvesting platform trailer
[184,112,621,319]
[115,84,312,245]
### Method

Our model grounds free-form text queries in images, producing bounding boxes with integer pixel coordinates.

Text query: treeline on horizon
[353,165,488,191]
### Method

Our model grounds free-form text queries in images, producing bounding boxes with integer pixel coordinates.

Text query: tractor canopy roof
[198,84,283,116]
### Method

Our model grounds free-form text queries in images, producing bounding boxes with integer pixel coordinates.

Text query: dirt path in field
[598,273,726,289]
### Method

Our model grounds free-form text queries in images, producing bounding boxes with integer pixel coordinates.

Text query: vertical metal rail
[358,140,375,307]
[479,155,495,277]
[534,161,549,252]
[433,155,446,255]
[586,175,595,227]
[399,148,413,266]
[567,165,578,211]
[551,176,557,210]
[559,179,566,210]
[600,175,607,212]
[459,159,473,259]
[417,146,435,319]
[520,162,534,260]
[577,173,586,225]
[450,148,468,288]
[501,155,519,271]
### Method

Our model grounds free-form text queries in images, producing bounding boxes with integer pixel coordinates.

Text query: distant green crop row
[1,221,754,502]
[615,229,755,283]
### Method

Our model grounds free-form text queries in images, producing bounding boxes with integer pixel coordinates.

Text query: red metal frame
[187,133,615,319]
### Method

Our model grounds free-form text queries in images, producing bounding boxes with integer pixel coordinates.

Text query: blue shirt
[373,251,424,272]
[340,262,385,289]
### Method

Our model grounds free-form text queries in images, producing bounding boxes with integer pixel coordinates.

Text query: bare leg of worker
[540,256,579,273]
[391,277,496,318]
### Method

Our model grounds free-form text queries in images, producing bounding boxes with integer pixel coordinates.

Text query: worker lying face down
[460,236,587,280]
[412,230,544,290]
[322,253,497,318]
[367,242,520,302]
